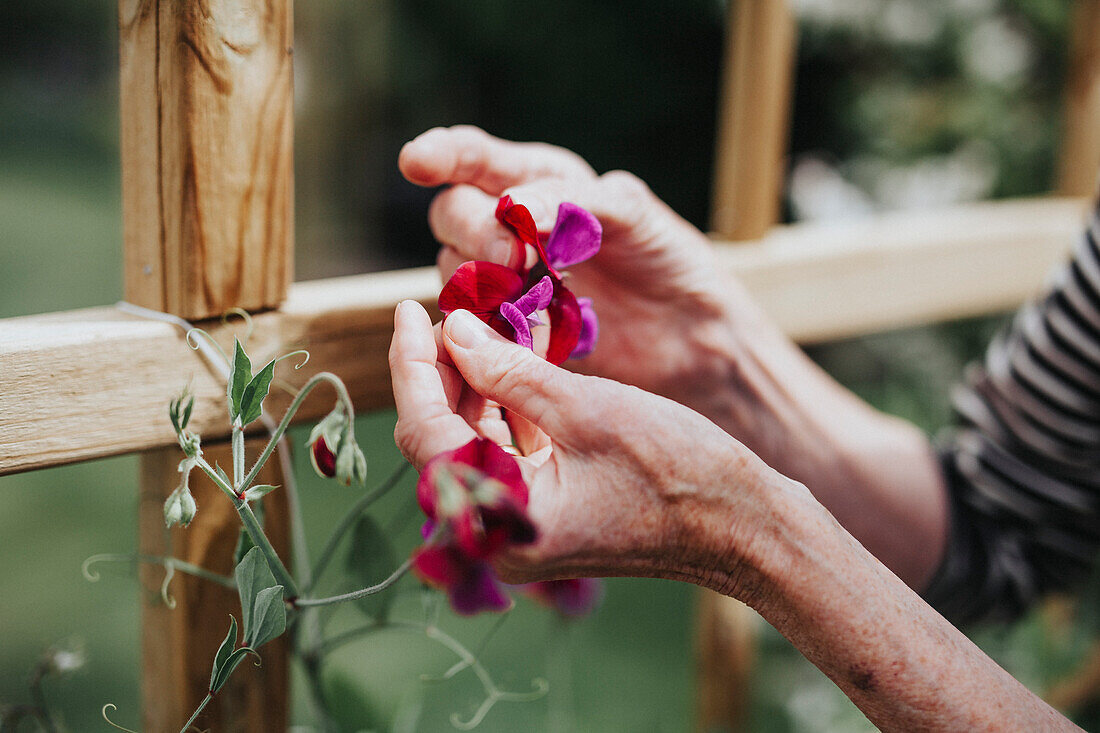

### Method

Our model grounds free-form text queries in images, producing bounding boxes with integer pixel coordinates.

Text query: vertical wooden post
[709,0,796,241]
[698,2,797,731]
[1058,0,1100,197]
[119,1,294,729]
[119,0,294,320]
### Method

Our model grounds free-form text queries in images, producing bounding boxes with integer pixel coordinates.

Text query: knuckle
[600,169,652,201]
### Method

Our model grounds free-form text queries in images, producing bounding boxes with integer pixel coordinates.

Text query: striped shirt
[923,196,1100,626]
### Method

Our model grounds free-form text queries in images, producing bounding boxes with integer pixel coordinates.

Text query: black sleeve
[923,199,1100,627]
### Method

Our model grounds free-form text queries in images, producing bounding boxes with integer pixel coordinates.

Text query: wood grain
[140,438,289,732]
[119,0,294,320]
[709,0,796,241]
[1058,0,1100,197]
[0,199,1086,477]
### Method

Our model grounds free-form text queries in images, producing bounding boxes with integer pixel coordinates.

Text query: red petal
[546,283,582,365]
[497,196,557,276]
[496,196,538,245]
[412,544,464,587]
[451,438,528,506]
[438,261,524,315]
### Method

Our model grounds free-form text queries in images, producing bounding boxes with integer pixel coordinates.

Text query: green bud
[335,438,367,486]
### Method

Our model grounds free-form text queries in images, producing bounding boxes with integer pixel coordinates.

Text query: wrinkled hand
[398,125,767,410]
[388,300,786,588]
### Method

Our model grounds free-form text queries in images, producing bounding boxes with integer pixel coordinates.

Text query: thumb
[442,309,583,437]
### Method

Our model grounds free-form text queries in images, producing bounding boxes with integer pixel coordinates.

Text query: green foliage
[234,547,286,648]
[347,515,399,621]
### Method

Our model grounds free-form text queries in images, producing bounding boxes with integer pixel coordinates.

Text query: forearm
[697,474,1076,733]
[675,297,949,589]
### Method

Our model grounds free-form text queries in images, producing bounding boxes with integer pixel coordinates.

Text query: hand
[388,299,789,589]
[398,125,768,412]
[398,126,949,591]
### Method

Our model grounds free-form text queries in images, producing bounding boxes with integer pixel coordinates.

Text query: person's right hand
[388,299,793,590]
[398,125,770,413]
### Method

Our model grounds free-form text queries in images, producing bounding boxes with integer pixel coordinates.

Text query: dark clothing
[924,199,1100,626]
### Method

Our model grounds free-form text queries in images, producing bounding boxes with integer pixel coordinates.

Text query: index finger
[389,300,478,468]
[398,125,595,195]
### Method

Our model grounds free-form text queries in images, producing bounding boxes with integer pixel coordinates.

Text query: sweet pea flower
[521,578,604,618]
[495,196,602,363]
[412,438,538,615]
[438,262,553,350]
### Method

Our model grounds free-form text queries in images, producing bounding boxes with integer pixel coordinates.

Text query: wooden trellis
[1,1,1097,730]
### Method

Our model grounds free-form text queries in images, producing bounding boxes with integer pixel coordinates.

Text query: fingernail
[446,310,489,348]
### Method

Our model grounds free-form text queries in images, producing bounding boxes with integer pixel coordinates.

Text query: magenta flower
[521,578,603,618]
[495,196,602,363]
[412,438,538,615]
[438,261,553,350]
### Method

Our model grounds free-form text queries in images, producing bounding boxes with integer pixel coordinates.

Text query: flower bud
[164,485,197,528]
[307,407,349,479]
[310,435,337,478]
[335,439,368,486]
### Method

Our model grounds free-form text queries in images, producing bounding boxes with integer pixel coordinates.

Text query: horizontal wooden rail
[0,196,1085,477]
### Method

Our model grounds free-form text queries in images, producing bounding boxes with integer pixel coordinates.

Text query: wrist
[658,437,813,611]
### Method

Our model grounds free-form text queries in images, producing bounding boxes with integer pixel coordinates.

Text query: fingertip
[443,309,499,351]
[398,129,446,186]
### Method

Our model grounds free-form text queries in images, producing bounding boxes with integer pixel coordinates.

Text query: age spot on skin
[850,665,877,692]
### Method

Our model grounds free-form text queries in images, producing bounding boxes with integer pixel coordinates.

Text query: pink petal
[569,297,599,359]
[546,203,602,269]
[499,301,534,349]
[525,578,603,617]
[513,276,554,316]
[438,261,523,316]
[451,561,512,615]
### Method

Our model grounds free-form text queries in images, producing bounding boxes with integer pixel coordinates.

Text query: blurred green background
[0,0,1094,731]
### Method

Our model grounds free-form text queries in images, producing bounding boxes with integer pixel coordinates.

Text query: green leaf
[214,463,231,488]
[228,339,252,420]
[239,358,276,425]
[242,484,279,503]
[181,396,194,430]
[211,646,260,693]
[246,585,287,648]
[346,515,398,621]
[233,527,256,567]
[235,547,278,639]
[209,616,238,689]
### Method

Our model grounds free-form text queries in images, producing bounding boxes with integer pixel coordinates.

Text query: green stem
[239,372,353,492]
[295,556,413,608]
[232,423,245,491]
[195,455,297,595]
[82,553,235,588]
[235,499,299,597]
[305,462,411,593]
[195,456,241,502]
[179,692,213,733]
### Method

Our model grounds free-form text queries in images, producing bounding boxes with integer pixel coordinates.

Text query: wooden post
[119,1,293,729]
[699,2,797,731]
[119,0,294,320]
[1058,0,1100,197]
[139,439,290,731]
[709,0,796,240]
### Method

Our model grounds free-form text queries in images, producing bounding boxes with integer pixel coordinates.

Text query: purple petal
[420,519,437,540]
[451,562,513,615]
[546,203,601,269]
[569,297,599,359]
[499,301,534,350]
[512,276,553,316]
